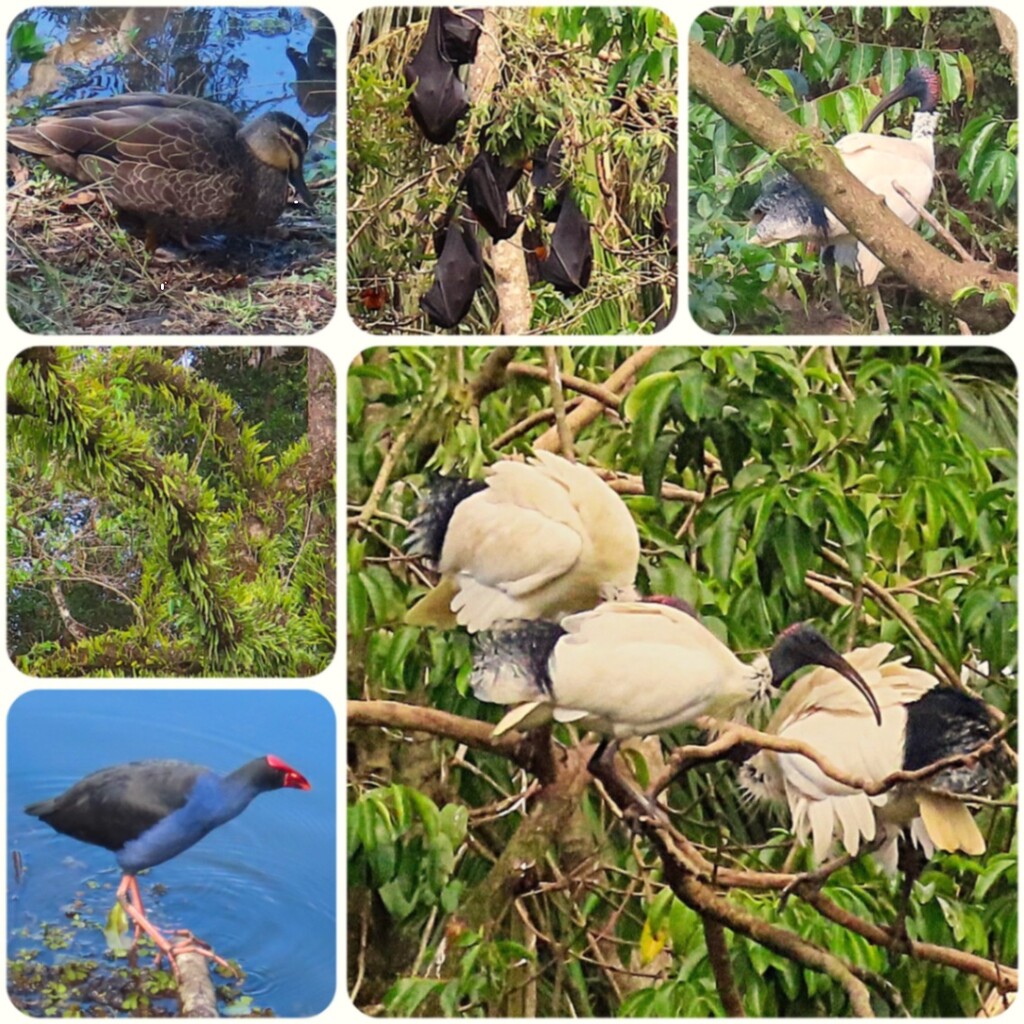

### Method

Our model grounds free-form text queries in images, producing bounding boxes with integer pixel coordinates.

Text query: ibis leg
[889,840,928,955]
[588,739,666,823]
[586,738,617,780]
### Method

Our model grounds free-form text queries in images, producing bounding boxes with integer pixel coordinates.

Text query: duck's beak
[290,168,317,211]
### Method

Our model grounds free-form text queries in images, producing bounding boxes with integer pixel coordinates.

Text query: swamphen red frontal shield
[25,754,310,977]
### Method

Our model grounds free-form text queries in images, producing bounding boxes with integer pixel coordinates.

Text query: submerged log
[177,951,218,1017]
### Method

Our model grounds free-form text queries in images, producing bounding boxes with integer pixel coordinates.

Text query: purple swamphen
[26,754,311,977]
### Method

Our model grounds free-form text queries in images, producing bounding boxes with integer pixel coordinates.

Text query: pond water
[8,6,336,133]
[8,689,336,1017]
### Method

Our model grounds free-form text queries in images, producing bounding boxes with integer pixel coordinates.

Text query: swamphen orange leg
[116,874,236,978]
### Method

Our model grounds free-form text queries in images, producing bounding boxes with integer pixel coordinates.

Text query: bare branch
[545,347,575,460]
[492,401,582,449]
[534,346,659,451]
[508,360,623,408]
[703,916,744,1015]
[348,699,531,768]
[602,472,705,504]
[353,405,429,528]
[471,347,518,404]
[651,716,1013,800]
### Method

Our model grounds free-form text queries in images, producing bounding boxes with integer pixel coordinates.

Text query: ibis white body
[740,643,999,873]
[751,67,941,331]
[822,122,937,288]
[754,124,936,287]
[474,601,774,738]
[406,451,639,632]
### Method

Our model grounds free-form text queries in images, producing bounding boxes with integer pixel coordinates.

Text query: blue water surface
[8,689,336,1016]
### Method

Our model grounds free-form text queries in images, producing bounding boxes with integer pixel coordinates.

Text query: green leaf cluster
[347,344,1016,1016]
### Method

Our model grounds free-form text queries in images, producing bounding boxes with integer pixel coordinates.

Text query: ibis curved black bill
[769,624,883,725]
[816,649,883,726]
[861,67,941,134]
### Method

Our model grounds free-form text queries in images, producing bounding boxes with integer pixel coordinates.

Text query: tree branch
[353,696,1017,996]
[348,699,531,768]
[508,361,623,408]
[589,768,876,1017]
[534,346,660,450]
[703,916,744,1015]
[803,889,1017,992]
[651,716,1012,800]
[544,347,575,459]
[353,404,429,528]
[818,548,969,696]
[688,40,1016,332]
[471,346,518,404]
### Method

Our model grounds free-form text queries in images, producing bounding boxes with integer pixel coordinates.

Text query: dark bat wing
[421,219,483,327]
[531,137,565,221]
[465,152,523,240]
[539,194,592,295]
[438,8,483,65]
[404,15,469,144]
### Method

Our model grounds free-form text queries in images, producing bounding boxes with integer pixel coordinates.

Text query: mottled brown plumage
[8,93,315,242]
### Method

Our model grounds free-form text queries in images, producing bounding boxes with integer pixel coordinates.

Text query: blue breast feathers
[116,771,257,874]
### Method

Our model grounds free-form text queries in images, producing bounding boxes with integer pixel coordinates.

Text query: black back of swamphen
[26,755,310,874]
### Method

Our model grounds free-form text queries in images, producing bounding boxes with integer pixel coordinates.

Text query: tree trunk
[469,10,533,334]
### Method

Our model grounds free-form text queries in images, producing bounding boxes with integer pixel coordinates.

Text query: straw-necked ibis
[739,643,1006,872]
[750,67,941,332]
[471,600,882,747]
[405,450,640,632]
[26,755,311,977]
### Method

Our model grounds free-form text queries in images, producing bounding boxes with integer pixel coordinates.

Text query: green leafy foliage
[689,8,1017,334]
[348,345,1016,1016]
[8,348,335,676]
[9,19,48,63]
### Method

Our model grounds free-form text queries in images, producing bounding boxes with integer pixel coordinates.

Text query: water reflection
[287,10,336,118]
[8,7,336,137]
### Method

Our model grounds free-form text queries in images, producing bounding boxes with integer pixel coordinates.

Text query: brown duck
[8,92,316,246]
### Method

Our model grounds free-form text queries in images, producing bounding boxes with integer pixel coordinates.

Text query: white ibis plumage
[470,599,882,745]
[405,450,640,632]
[739,643,1007,873]
[750,67,942,332]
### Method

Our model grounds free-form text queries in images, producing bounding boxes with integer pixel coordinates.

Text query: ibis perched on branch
[739,643,1008,872]
[405,451,640,632]
[750,66,942,332]
[471,600,882,786]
